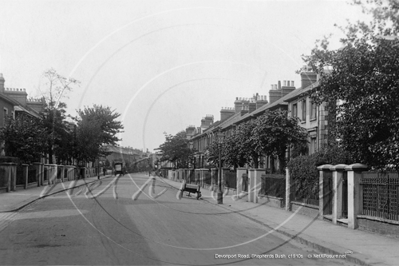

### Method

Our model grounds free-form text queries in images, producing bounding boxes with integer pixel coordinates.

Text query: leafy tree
[253,110,308,173]
[75,105,124,164]
[303,0,399,170]
[0,115,47,163]
[206,133,249,169]
[157,131,192,168]
[234,120,260,168]
[222,134,248,168]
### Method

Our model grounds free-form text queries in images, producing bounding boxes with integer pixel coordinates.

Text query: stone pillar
[317,164,333,220]
[254,169,265,203]
[285,167,291,211]
[248,169,255,202]
[330,164,346,224]
[345,163,368,230]
[22,164,29,189]
[0,163,17,192]
[236,168,246,196]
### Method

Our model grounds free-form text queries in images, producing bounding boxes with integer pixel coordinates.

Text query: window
[310,101,317,120]
[292,103,298,118]
[302,100,306,121]
[310,137,317,154]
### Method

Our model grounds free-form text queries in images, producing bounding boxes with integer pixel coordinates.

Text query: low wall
[290,201,319,218]
[357,215,399,238]
[257,195,284,209]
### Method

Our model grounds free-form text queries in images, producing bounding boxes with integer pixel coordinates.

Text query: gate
[342,171,348,218]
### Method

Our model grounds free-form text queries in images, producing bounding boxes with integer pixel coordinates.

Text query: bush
[287,146,354,201]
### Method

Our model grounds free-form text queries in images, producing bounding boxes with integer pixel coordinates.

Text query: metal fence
[361,171,399,221]
[28,165,37,184]
[291,177,320,207]
[260,174,285,199]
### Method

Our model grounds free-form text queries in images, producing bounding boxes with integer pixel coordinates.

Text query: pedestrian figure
[103,168,106,176]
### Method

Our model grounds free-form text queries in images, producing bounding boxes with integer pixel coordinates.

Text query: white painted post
[317,164,333,220]
[330,164,346,224]
[236,168,246,196]
[345,163,368,230]
[254,169,265,203]
[248,169,255,202]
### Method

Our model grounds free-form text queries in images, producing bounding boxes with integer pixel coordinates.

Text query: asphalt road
[0,173,355,265]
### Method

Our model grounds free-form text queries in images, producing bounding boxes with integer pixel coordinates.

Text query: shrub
[287,146,354,201]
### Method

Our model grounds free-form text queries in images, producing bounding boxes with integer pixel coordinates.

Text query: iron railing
[361,172,399,221]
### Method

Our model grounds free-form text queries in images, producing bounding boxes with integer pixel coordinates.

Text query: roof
[0,92,41,119]
[190,80,320,139]
[283,81,320,102]
[105,145,140,156]
[14,105,41,119]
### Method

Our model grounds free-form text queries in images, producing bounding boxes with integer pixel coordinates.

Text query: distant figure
[149,169,152,176]
[103,168,106,176]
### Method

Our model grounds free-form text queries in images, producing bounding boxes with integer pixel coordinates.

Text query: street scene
[1,173,356,265]
[1,0,399,265]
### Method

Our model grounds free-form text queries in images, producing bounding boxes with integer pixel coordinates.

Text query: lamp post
[217,130,224,204]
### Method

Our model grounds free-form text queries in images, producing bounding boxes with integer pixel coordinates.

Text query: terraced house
[187,68,333,171]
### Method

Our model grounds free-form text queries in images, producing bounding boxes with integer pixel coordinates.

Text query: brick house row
[0,73,45,156]
[186,68,332,171]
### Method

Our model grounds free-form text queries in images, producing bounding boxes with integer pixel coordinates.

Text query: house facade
[0,73,45,156]
[187,69,332,171]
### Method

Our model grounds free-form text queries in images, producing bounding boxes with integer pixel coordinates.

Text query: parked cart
[181,182,201,200]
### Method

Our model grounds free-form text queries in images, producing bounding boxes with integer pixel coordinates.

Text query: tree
[253,110,308,173]
[75,105,124,164]
[157,131,192,168]
[302,0,399,170]
[0,115,47,163]
[234,120,260,168]
[39,69,80,164]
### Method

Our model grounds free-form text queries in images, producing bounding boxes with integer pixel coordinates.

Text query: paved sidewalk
[159,177,399,266]
[0,175,108,212]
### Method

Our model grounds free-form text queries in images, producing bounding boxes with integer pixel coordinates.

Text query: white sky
[0,0,365,152]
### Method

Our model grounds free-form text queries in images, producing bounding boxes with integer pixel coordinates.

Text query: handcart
[181,183,201,200]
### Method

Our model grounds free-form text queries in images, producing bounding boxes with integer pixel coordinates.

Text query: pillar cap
[345,163,368,171]
[317,164,334,170]
[329,164,348,171]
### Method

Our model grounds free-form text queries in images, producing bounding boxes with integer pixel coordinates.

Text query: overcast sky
[0,0,365,152]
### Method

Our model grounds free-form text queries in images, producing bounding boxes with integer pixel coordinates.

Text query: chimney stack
[0,74,5,93]
[220,107,235,121]
[300,66,317,89]
[234,97,243,113]
[269,79,296,104]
